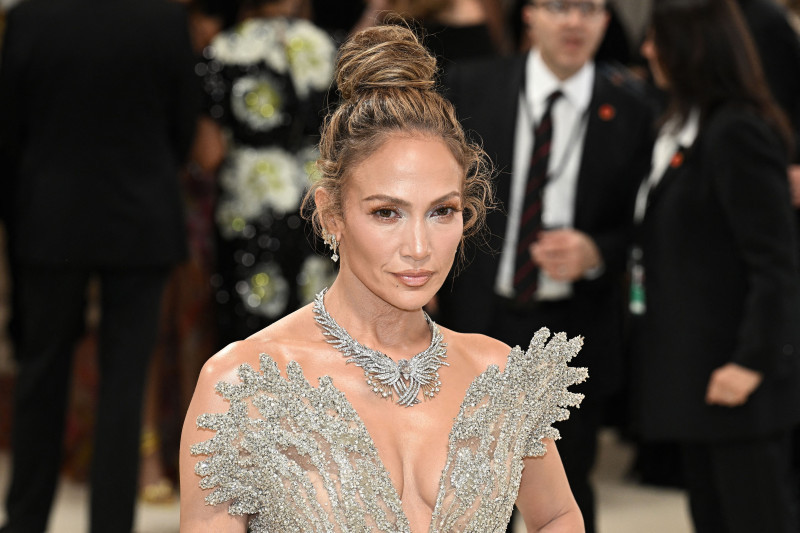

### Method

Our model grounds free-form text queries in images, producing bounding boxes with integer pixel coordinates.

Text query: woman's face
[330,133,464,312]
[641,31,670,89]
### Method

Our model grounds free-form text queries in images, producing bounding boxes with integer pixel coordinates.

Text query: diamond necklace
[312,288,448,407]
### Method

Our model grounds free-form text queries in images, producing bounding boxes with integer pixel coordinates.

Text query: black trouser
[493,298,601,533]
[681,432,799,533]
[2,266,168,533]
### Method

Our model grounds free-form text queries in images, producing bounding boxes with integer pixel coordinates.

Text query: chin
[385,283,441,312]
[565,56,589,72]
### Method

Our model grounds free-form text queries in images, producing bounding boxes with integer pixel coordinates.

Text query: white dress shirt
[496,49,595,300]
[634,108,700,223]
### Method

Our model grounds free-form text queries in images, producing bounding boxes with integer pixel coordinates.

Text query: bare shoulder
[439,326,514,374]
[191,304,320,406]
[196,340,257,387]
[181,304,322,464]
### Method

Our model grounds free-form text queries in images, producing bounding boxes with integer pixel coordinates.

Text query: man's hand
[705,362,763,407]
[530,228,601,282]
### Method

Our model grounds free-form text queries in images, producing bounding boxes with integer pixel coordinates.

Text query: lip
[562,36,585,48]
[392,270,434,287]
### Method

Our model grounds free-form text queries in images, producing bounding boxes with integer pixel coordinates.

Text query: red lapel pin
[670,151,684,168]
[598,103,615,121]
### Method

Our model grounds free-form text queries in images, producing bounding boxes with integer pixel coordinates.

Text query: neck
[321,275,432,360]
[537,50,586,82]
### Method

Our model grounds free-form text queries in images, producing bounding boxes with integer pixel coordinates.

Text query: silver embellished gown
[191,328,587,532]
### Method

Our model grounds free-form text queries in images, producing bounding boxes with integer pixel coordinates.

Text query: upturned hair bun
[336,24,436,101]
[302,20,494,255]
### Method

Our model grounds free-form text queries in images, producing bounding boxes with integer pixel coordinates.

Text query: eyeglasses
[533,1,607,16]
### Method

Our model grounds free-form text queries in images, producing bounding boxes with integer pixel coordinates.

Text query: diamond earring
[323,229,339,262]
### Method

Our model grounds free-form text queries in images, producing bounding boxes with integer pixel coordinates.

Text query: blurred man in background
[0,0,197,530]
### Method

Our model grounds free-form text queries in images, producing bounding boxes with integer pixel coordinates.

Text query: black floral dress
[199,17,337,345]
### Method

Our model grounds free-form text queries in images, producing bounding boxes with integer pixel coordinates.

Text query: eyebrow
[361,191,462,207]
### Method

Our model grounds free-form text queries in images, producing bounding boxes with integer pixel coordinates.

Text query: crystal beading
[191,328,588,532]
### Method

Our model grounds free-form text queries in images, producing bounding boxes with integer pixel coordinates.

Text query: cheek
[435,218,464,258]
[587,28,606,53]
[343,219,383,259]
[352,227,391,258]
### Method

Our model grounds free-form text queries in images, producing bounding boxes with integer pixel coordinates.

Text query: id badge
[629,246,646,315]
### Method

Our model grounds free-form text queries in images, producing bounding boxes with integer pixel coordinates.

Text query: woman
[180,24,586,532]
[634,0,800,530]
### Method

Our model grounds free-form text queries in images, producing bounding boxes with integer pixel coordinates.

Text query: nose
[564,6,584,25]
[401,218,431,262]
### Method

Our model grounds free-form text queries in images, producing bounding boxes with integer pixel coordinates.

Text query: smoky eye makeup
[430,202,462,218]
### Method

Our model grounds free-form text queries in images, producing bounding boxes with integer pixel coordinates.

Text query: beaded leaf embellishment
[191,327,588,532]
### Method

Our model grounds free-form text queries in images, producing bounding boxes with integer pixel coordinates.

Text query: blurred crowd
[1,0,800,531]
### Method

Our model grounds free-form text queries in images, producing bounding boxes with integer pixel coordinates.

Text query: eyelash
[432,204,461,218]
[369,204,461,221]
[372,207,399,220]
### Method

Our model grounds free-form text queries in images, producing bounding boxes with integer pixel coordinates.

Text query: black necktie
[513,89,563,304]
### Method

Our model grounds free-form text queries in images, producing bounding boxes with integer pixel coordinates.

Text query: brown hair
[302,23,493,254]
[651,0,792,152]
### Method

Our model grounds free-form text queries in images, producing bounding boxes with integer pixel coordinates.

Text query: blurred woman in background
[633,0,800,530]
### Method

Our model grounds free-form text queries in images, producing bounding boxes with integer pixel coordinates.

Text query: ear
[525,3,539,26]
[521,4,537,45]
[314,186,343,238]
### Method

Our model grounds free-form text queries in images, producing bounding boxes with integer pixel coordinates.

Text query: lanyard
[520,89,590,183]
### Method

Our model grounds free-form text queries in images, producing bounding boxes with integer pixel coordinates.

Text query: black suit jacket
[639,105,800,442]
[438,55,654,395]
[0,0,198,267]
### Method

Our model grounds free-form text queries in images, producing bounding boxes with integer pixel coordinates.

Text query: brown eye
[373,207,398,219]
[432,204,461,218]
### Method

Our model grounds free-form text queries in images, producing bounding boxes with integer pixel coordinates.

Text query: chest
[192,348,564,533]
[644,156,729,254]
[311,356,475,513]
[355,384,464,510]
